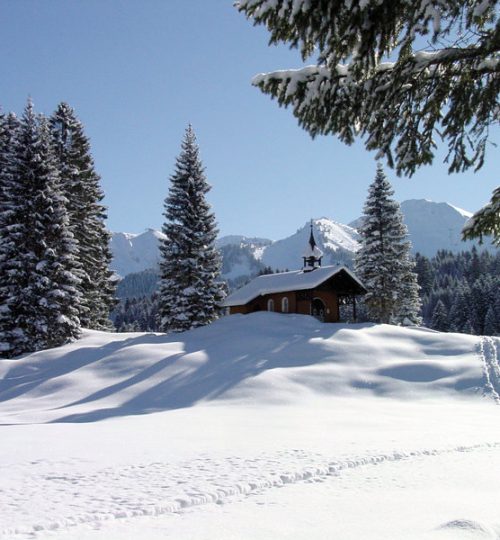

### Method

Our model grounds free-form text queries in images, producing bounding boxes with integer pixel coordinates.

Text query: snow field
[0,400,500,540]
[0,313,491,424]
[1,313,499,539]
[2,428,499,539]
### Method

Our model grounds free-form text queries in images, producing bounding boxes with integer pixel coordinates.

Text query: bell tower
[302,221,323,272]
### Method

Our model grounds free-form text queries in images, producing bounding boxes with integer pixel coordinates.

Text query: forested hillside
[416,248,500,335]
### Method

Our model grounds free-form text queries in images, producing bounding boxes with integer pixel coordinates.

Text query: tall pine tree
[0,101,81,356]
[355,164,421,324]
[158,126,225,332]
[50,102,116,329]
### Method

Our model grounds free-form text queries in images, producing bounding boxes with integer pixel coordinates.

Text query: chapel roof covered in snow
[223,265,366,307]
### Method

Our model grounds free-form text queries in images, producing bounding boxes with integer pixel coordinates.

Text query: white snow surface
[2,313,499,540]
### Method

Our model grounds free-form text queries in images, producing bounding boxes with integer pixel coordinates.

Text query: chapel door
[312,298,326,322]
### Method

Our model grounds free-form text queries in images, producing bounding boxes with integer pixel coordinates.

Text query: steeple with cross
[302,221,323,272]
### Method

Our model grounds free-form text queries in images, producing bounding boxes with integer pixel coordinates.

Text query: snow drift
[1,314,500,540]
[0,313,496,425]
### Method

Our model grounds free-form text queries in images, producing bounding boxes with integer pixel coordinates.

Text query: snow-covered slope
[400,199,489,256]
[110,229,166,277]
[0,313,496,424]
[217,236,273,283]
[216,235,272,259]
[1,315,500,540]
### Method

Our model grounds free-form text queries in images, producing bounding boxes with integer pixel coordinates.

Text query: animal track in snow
[2,443,499,539]
[479,336,500,402]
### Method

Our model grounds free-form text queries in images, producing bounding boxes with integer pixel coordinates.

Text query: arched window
[281,297,289,313]
[267,298,274,312]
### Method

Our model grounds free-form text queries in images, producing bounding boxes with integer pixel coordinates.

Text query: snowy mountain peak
[311,218,360,253]
[448,203,473,219]
[109,200,495,281]
[110,229,166,277]
[349,199,494,257]
[402,198,473,218]
[398,199,487,256]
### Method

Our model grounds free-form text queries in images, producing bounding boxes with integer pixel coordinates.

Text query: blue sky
[1,0,498,240]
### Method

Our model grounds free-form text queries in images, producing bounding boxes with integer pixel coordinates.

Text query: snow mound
[0,313,494,424]
[437,519,499,538]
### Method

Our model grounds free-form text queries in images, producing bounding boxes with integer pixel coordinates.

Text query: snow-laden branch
[250,41,500,176]
[462,185,500,246]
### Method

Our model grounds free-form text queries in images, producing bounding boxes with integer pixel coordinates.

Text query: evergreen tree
[394,256,423,325]
[415,253,433,297]
[484,306,498,336]
[494,293,500,332]
[465,246,482,283]
[0,101,81,356]
[463,186,500,247]
[50,102,116,329]
[355,164,421,324]
[431,300,448,332]
[158,126,226,332]
[462,319,475,336]
[469,275,493,335]
[417,249,499,335]
[0,111,17,352]
[448,281,471,333]
[0,110,8,201]
[0,112,11,222]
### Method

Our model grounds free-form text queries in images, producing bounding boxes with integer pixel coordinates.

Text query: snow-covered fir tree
[483,306,498,337]
[431,300,448,332]
[50,102,116,329]
[158,126,226,332]
[394,256,423,326]
[448,281,471,333]
[463,186,500,247]
[0,101,81,357]
[0,111,11,218]
[355,164,421,324]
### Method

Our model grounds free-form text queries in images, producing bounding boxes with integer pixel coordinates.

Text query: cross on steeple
[302,220,323,271]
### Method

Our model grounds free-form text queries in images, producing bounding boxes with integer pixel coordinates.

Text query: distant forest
[415,248,500,335]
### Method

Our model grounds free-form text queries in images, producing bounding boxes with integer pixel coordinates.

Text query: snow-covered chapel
[223,224,367,322]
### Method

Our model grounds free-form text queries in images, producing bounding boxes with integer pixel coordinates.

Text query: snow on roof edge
[223,265,366,307]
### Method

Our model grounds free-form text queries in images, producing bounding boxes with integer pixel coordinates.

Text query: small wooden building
[223,225,367,322]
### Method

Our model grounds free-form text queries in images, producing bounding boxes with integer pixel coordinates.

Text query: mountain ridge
[110,199,496,284]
